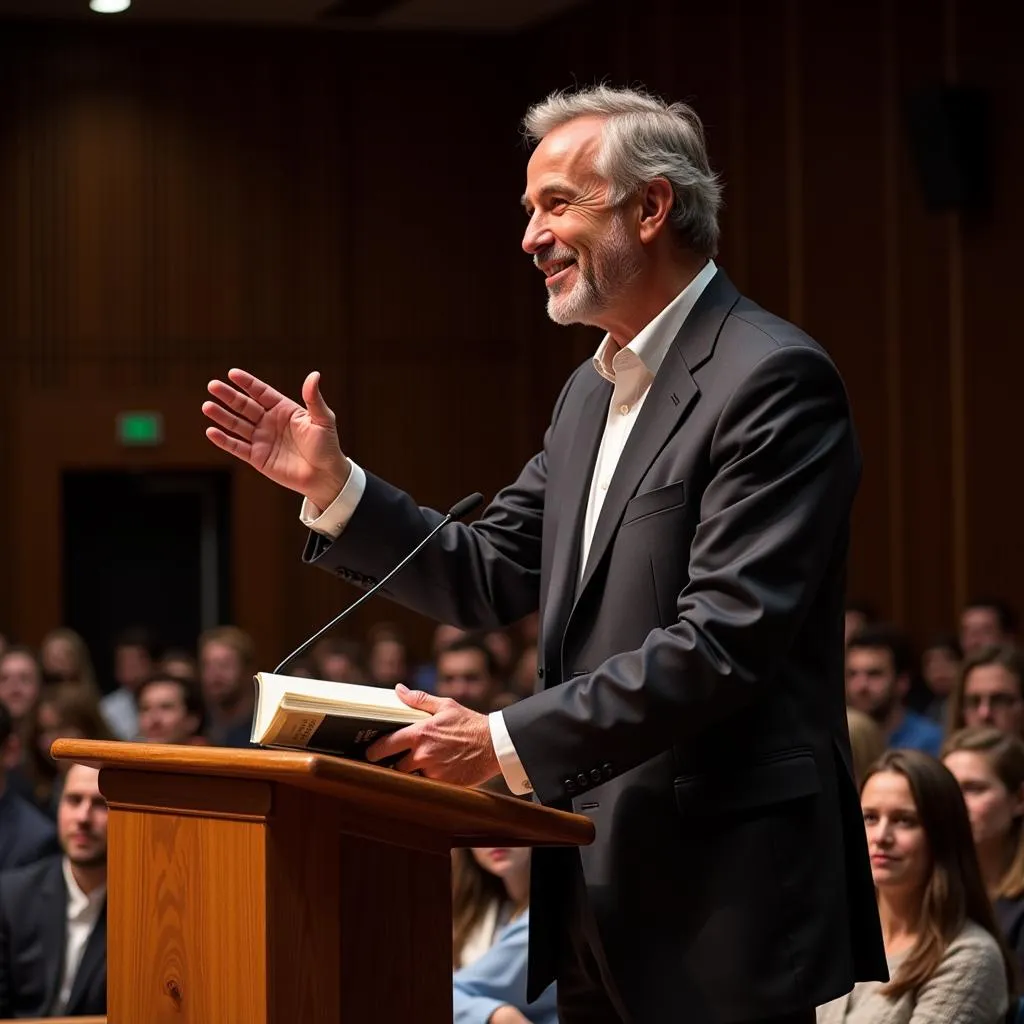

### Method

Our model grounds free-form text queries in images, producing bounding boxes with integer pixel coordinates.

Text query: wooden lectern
[51,740,593,1024]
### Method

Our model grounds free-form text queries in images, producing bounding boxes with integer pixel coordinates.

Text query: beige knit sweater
[816,922,1009,1024]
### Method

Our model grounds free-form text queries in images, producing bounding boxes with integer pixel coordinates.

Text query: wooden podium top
[53,739,594,849]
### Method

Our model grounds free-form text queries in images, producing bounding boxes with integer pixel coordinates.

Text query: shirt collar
[593,259,718,383]
[62,856,106,918]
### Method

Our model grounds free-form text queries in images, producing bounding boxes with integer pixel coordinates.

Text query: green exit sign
[117,411,164,447]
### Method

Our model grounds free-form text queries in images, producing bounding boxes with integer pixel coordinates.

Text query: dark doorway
[62,470,232,691]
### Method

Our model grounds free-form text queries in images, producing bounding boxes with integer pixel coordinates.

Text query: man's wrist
[305,459,351,514]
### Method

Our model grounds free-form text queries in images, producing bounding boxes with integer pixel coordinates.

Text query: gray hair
[522,85,723,258]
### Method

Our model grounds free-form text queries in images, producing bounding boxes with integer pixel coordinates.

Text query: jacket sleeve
[0,879,11,1018]
[502,345,860,804]
[453,912,558,1024]
[302,366,584,630]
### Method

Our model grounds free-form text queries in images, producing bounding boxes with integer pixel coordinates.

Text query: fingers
[206,379,266,424]
[205,426,253,461]
[301,370,336,428]
[395,684,446,715]
[228,367,289,412]
[366,725,416,764]
[201,400,255,442]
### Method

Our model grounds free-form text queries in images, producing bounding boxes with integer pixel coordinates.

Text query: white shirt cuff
[299,460,367,539]
[488,711,533,795]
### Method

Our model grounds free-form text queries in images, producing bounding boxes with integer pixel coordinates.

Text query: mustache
[533,244,577,268]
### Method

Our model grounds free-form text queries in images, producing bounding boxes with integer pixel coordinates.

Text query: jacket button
[590,768,602,783]
[602,762,613,779]
[537,667,545,679]
[563,777,577,796]
[576,772,588,788]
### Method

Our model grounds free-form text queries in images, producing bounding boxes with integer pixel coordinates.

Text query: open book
[251,673,429,759]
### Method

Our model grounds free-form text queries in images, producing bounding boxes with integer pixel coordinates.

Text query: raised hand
[203,368,350,511]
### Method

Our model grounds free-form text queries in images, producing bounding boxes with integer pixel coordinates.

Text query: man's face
[436,649,496,713]
[58,764,108,868]
[846,646,903,723]
[200,642,246,706]
[115,644,153,693]
[960,607,1006,657]
[0,652,42,720]
[962,664,1024,735]
[521,117,643,331]
[139,681,198,744]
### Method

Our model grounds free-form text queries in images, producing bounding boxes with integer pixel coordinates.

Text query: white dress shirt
[57,857,106,1014]
[301,259,718,795]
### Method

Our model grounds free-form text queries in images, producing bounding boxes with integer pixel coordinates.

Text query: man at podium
[204,84,886,1024]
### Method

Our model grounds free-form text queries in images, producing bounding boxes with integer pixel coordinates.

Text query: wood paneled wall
[0,0,1021,670]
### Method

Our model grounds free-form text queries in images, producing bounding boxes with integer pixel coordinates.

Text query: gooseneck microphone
[273,491,484,675]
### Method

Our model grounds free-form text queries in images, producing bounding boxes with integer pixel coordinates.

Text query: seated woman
[452,784,556,1024]
[943,726,1024,978]
[817,748,1012,1024]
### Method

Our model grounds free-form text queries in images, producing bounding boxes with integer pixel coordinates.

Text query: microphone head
[448,492,484,521]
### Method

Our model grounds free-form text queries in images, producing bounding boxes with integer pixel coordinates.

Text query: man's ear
[637,177,674,245]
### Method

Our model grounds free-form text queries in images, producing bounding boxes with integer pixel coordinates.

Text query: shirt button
[619,403,629,414]
[600,480,609,491]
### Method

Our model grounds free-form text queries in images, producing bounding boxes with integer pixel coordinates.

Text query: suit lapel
[65,899,106,1014]
[39,858,67,1014]
[543,372,609,684]
[574,269,741,604]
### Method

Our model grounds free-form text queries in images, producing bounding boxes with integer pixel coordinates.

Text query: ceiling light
[89,0,131,12]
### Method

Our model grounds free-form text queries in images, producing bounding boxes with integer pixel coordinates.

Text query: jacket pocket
[674,748,821,817]
[622,480,686,526]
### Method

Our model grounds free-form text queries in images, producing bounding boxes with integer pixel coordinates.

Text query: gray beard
[546,215,642,327]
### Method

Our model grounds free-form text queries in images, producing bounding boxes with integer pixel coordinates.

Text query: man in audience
[0,646,44,728]
[846,624,943,756]
[435,634,504,714]
[199,626,256,747]
[0,701,59,870]
[137,672,205,745]
[957,645,1024,737]
[311,636,366,684]
[0,762,107,1017]
[960,598,1017,658]
[99,626,159,740]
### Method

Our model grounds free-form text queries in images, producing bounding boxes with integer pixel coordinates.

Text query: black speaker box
[905,86,990,213]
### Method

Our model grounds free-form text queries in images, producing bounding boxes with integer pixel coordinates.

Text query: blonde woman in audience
[451,781,556,1024]
[817,749,1012,1024]
[847,708,887,788]
[946,643,1024,739]
[21,682,114,816]
[39,627,100,696]
[943,726,1024,976]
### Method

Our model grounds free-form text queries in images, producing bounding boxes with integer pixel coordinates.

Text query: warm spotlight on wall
[89,0,131,12]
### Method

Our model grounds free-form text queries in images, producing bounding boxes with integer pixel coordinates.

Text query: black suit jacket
[0,855,107,1018]
[305,269,888,1022]
[0,785,60,872]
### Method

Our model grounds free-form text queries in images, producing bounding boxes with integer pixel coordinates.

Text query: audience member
[137,673,205,745]
[947,644,1024,739]
[0,701,59,871]
[198,626,256,747]
[452,781,556,1024]
[846,625,943,756]
[22,683,115,817]
[942,726,1024,977]
[960,598,1017,658]
[311,637,367,684]
[411,624,468,693]
[845,601,877,649]
[0,645,44,728]
[846,708,886,790]
[158,648,198,683]
[366,624,408,689]
[0,763,108,1017]
[918,634,962,726]
[436,635,503,714]
[39,628,100,697]
[817,749,1011,1023]
[100,627,159,740]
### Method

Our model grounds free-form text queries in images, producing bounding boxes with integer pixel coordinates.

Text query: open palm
[203,368,348,508]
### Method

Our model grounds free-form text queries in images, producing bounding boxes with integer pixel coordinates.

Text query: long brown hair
[942,726,1024,900]
[451,777,530,968]
[946,643,1024,736]
[864,749,1015,999]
